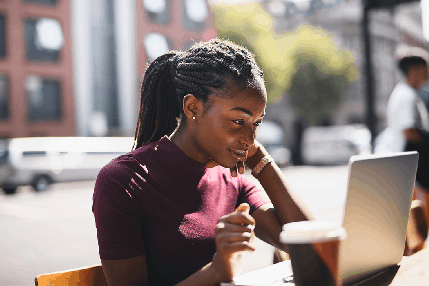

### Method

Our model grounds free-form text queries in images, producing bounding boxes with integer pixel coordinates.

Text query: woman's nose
[240,126,256,148]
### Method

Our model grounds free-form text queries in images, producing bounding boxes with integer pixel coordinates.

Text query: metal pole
[363,1,376,148]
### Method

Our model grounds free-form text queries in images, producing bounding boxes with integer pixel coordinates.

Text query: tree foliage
[211,3,359,125]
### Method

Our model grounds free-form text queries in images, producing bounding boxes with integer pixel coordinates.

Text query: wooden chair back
[35,264,104,286]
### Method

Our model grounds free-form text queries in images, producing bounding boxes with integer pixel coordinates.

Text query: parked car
[301,124,372,165]
[257,121,291,167]
[0,137,134,194]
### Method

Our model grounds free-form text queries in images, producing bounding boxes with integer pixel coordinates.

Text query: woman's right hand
[212,203,256,282]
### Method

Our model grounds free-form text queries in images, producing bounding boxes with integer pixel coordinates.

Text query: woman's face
[193,86,266,168]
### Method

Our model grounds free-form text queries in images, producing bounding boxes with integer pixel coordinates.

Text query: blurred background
[0,0,428,285]
[0,0,428,166]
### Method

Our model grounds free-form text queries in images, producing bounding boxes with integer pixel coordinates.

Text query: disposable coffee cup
[280,221,346,286]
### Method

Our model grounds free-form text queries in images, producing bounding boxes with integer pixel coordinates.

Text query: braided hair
[133,38,265,149]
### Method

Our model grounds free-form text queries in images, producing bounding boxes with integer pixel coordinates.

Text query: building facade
[0,0,216,138]
[72,0,216,137]
[0,0,75,139]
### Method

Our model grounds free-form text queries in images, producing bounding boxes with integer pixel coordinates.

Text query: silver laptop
[223,151,419,285]
[340,151,418,285]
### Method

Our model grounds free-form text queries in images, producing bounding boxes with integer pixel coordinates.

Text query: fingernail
[239,166,245,174]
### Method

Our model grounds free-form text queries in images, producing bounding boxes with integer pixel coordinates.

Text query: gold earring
[192,116,196,120]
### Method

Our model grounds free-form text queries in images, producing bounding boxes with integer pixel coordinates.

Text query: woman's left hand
[206,141,262,177]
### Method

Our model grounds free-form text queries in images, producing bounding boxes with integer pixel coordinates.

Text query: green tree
[211,3,294,102]
[289,62,348,125]
[211,3,358,125]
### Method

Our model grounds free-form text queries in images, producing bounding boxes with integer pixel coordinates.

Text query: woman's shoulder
[99,140,160,175]
[96,139,168,187]
[95,154,138,186]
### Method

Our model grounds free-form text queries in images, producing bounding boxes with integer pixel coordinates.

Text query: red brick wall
[0,0,75,138]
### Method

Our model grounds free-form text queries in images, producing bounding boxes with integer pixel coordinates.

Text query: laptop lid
[339,151,418,286]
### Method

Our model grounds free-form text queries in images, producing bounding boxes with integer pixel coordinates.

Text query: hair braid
[133,38,265,149]
[133,52,180,149]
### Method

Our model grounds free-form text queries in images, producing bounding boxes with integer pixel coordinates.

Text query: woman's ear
[183,94,203,121]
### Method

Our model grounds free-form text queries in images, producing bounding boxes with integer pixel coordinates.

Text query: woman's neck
[169,126,210,165]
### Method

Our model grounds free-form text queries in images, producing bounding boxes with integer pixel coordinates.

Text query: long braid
[133,38,264,149]
[134,52,179,149]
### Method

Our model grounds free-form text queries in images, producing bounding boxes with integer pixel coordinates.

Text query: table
[357,246,429,286]
[221,247,429,286]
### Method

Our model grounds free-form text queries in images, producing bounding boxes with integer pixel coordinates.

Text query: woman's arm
[101,204,255,286]
[243,142,314,248]
[178,203,256,285]
[102,255,149,286]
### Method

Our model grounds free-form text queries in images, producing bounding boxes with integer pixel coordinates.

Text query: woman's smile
[229,148,248,162]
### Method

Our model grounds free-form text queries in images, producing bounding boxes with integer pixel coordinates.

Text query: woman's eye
[233,120,245,125]
[254,121,262,127]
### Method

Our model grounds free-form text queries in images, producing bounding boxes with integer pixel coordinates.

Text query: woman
[93,38,313,286]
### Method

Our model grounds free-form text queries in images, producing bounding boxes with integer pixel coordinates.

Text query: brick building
[0,0,216,138]
[0,0,74,138]
[72,0,216,137]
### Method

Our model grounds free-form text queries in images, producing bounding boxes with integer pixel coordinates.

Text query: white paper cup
[280,221,346,286]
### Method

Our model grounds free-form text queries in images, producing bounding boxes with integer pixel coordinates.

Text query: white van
[301,124,372,165]
[0,137,134,194]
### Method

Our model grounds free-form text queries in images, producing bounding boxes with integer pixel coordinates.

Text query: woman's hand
[231,140,264,177]
[205,140,264,177]
[211,203,256,282]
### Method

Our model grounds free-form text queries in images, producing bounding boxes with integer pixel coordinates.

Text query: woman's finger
[235,203,250,213]
[217,239,256,253]
[246,140,261,159]
[215,221,254,235]
[219,209,255,226]
[216,230,252,241]
[237,161,245,175]
[230,165,238,177]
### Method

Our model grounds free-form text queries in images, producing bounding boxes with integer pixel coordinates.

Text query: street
[0,165,349,286]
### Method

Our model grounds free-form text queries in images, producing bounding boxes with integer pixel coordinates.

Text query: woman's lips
[229,149,247,161]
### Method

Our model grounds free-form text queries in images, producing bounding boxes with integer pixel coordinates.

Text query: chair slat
[35,265,104,286]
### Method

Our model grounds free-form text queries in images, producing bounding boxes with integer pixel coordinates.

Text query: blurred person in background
[92,39,313,286]
[376,46,429,239]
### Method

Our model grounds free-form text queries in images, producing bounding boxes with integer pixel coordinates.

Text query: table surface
[222,246,429,286]
[359,246,429,286]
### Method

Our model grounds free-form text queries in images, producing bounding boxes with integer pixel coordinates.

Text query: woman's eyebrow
[230,107,265,118]
[230,107,253,115]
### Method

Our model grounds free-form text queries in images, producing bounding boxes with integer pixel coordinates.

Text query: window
[24,18,64,62]
[142,0,170,25]
[181,0,208,31]
[23,0,58,6]
[0,15,5,58]
[143,33,173,61]
[25,75,62,121]
[0,74,8,120]
[23,151,47,156]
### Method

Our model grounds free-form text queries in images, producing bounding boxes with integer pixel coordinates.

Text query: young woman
[92,38,313,286]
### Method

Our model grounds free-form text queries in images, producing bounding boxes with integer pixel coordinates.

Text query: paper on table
[220,260,294,286]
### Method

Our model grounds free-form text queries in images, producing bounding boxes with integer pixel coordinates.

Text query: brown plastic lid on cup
[280,221,347,244]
